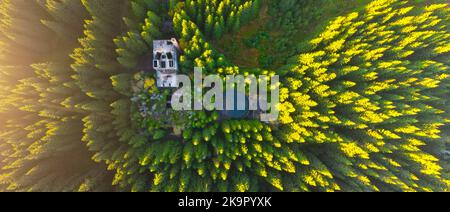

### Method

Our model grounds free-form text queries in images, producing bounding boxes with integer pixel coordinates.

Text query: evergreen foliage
[0,0,112,191]
[0,0,448,192]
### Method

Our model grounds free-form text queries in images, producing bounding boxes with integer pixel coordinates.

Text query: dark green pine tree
[213,21,222,40]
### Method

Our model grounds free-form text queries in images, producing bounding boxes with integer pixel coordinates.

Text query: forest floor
[213,0,448,71]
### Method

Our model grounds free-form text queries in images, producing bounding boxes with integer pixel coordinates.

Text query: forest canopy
[0,0,449,192]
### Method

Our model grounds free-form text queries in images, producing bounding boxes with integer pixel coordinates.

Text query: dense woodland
[0,0,449,192]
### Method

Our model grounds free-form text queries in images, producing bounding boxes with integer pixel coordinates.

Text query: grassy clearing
[213,1,270,68]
